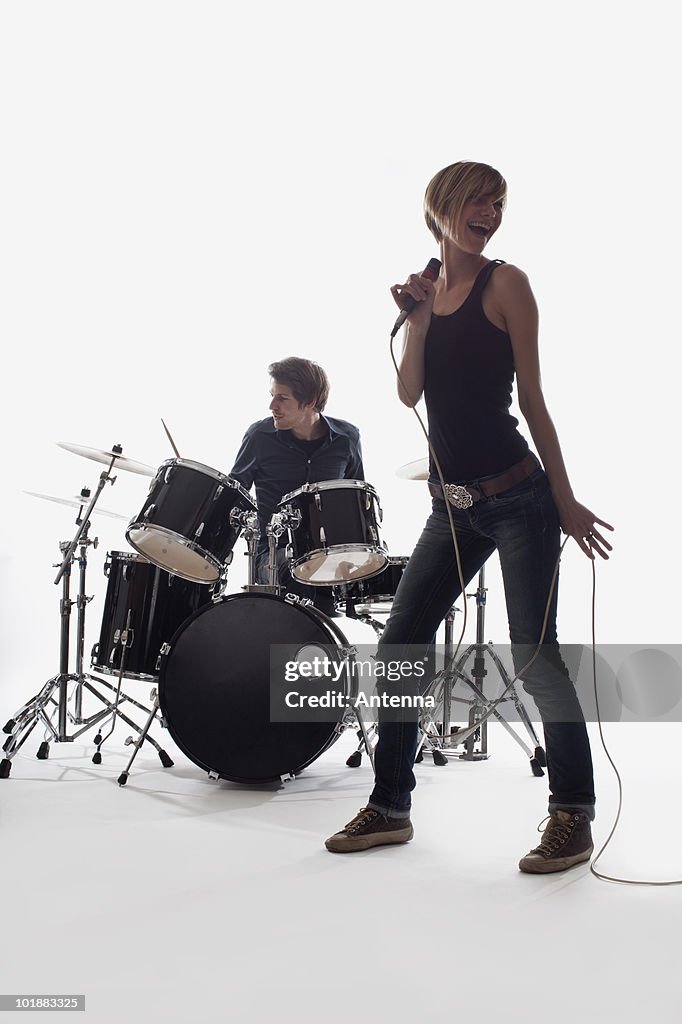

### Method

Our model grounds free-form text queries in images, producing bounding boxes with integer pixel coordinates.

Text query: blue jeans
[367,468,595,820]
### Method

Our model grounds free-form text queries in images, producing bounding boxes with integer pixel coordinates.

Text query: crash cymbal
[24,492,129,521]
[395,458,429,481]
[57,441,156,477]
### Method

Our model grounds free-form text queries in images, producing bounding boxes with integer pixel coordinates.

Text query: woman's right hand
[390,273,436,335]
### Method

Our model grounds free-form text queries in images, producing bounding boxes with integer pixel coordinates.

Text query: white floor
[1,703,681,1024]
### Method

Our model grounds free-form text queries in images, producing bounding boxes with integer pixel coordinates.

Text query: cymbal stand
[1,454,173,779]
[418,565,547,776]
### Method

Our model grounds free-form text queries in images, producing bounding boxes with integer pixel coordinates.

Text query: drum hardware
[232,508,260,586]
[53,454,121,586]
[337,563,546,775]
[113,592,375,786]
[277,479,388,586]
[417,566,547,775]
[265,510,297,588]
[1,489,174,779]
[126,458,256,585]
[117,688,165,786]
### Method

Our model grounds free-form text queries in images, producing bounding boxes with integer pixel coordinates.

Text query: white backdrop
[1,0,679,712]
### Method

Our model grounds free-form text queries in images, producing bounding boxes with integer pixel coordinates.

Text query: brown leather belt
[428,453,540,509]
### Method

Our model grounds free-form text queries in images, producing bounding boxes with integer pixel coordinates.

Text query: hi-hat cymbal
[24,491,129,521]
[57,441,156,477]
[395,458,429,481]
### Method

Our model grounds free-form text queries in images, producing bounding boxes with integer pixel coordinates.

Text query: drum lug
[119,626,134,649]
[143,503,156,521]
[156,643,171,672]
[194,522,205,538]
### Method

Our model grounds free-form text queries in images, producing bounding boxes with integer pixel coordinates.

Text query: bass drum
[157,592,355,784]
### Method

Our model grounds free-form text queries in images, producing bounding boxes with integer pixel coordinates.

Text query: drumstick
[161,418,181,458]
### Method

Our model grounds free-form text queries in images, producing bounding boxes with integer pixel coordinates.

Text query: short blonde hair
[424,161,507,243]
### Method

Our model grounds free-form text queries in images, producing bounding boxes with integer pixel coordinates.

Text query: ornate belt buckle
[444,484,474,510]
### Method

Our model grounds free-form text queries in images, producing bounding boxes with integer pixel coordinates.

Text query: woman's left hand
[555,498,614,560]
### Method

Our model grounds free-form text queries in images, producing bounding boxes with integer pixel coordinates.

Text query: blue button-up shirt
[229,415,364,540]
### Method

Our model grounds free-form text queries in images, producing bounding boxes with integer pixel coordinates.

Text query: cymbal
[24,492,129,521]
[395,458,429,481]
[57,441,156,477]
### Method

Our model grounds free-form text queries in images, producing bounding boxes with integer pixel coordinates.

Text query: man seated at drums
[230,356,364,615]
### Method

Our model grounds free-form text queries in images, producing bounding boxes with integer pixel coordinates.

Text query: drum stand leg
[419,567,547,776]
[1,513,172,779]
[345,722,378,768]
[116,691,163,787]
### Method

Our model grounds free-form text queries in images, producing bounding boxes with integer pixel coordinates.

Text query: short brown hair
[268,357,330,413]
[424,161,507,243]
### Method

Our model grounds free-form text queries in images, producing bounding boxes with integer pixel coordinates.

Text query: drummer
[230,356,364,614]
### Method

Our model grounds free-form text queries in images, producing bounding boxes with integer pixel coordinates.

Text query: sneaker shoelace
[344,808,380,834]
[534,815,574,855]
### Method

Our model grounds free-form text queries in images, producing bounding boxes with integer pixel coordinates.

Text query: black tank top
[424,259,529,482]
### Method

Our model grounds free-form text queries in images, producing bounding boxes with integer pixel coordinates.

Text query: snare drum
[335,555,409,614]
[126,459,256,584]
[91,551,214,681]
[278,479,387,585]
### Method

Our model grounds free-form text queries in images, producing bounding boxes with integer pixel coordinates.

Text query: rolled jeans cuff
[549,801,596,822]
[366,801,411,820]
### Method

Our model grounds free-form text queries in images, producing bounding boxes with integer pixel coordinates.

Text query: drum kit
[1,439,546,787]
[1,441,391,785]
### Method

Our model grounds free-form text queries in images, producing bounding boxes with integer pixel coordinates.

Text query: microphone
[390,257,442,337]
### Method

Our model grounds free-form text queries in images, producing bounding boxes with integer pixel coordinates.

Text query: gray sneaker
[325,807,414,853]
[518,810,593,874]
